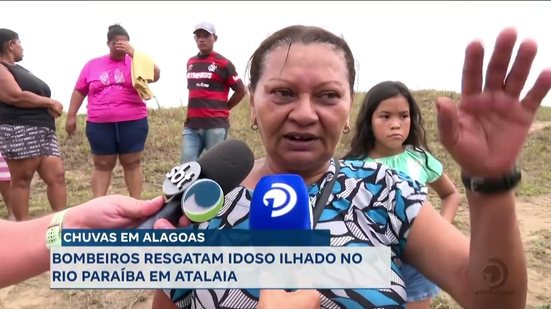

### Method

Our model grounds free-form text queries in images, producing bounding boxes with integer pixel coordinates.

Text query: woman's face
[250,43,352,174]
[108,35,128,59]
[9,39,24,62]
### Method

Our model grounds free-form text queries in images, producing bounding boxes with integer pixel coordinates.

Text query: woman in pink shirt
[65,24,160,199]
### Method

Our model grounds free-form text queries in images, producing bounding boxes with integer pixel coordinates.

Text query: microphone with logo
[249,174,315,288]
[137,139,254,229]
[249,174,312,231]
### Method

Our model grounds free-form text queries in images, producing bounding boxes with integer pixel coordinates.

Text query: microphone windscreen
[250,174,312,230]
[197,139,255,194]
[137,139,253,229]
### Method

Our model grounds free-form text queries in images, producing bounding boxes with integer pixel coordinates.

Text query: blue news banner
[50,229,391,289]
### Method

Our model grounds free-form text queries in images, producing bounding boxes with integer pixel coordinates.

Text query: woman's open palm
[437,28,551,177]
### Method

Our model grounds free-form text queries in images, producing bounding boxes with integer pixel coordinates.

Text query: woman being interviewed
[153,25,549,308]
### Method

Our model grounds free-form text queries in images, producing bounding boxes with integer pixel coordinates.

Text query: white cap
[194,22,216,35]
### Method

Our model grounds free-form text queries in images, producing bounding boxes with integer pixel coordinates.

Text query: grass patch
[526,229,551,272]
[536,106,551,122]
[518,126,551,196]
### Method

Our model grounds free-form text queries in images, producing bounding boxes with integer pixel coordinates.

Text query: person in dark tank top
[0,28,67,221]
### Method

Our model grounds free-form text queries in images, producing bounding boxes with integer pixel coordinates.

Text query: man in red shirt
[182,22,246,163]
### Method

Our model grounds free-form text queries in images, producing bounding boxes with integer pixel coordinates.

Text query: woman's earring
[250,122,259,131]
[343,125,351,134]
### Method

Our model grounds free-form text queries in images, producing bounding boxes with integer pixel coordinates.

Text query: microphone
[249,174,312,230]
[137,139,254,229]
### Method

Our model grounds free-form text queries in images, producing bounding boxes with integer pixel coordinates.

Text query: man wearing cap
[181,22,246,163]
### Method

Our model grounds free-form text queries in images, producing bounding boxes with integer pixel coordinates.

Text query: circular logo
[262,183,297,217]
[482,257,509,289]
[181,179,224,222]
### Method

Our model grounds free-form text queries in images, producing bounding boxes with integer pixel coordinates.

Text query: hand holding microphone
[137,139,254,229]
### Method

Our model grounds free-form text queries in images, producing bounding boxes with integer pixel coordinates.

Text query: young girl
[343,81,461,309]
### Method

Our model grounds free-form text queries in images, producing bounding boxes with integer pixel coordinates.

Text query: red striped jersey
[185,52,241,129]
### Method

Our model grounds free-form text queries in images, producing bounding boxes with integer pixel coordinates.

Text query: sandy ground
[1,122,550,309]
[518,194,551,306]
[529,120,551,133]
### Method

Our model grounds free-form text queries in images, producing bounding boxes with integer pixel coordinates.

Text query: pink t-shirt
[74,54,147,123]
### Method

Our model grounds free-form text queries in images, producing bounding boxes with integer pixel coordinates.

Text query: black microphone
[137,139,254,229]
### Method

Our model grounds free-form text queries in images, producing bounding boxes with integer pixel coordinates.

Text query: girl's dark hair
[0,28,19,55]
[107,24,129,42]
[343,81,433,166]
[247,25,356,94]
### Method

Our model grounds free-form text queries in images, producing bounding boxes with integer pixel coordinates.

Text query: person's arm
[66,61,91,134]
[115,41,160,82]
[152,290,178,309]
[65,90,86,135]
[405,192,524,308]
[225,61,246,110]
[0,195,165,288]
[0,214,52,287]
[67,90,85,117]
[0,65,57,109]
[405,27,551,308]
[428,173,461,223]
[227,81,246,110]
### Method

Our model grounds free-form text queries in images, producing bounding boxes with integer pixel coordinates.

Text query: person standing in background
[65,24,160,199]
[343,80,462,309]
[0,28,67,221]
[181,21,246,163]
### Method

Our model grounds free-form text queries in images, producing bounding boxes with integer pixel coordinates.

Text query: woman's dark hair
[343,81,433,163]
[247,25,356,94]
[107,24,129,42]
[0,28,19,55]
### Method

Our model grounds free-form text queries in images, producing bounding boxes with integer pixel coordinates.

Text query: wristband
[461,169,521,194]
[46,209,69,249]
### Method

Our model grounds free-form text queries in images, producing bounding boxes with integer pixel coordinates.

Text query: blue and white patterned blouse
[166,159,427,309]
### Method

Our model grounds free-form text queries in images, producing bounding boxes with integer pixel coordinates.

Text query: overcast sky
[4,1,551,111]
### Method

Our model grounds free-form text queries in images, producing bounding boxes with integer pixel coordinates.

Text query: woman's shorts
[86,117,149,155]
[402,263,440,302]
[0,124,61,160]
[0,151,10,181]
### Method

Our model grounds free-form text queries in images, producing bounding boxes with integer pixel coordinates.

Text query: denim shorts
[86,117,149,155]
[402,264,440,302]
